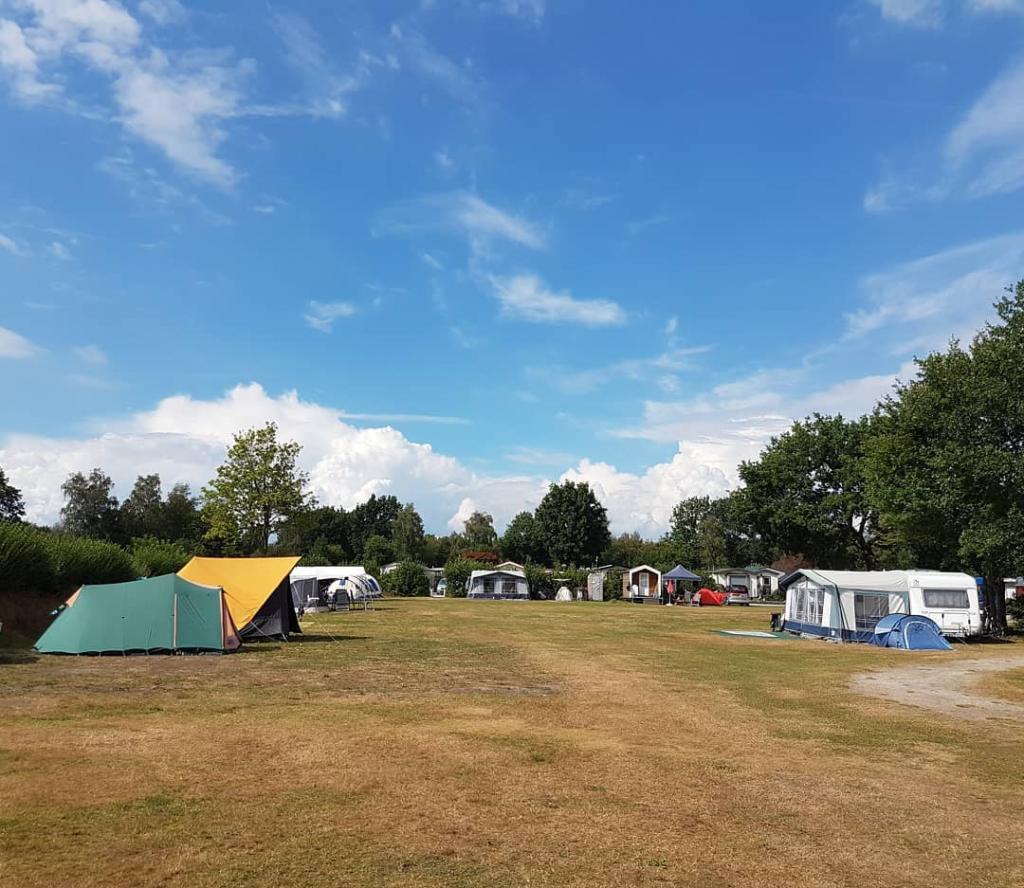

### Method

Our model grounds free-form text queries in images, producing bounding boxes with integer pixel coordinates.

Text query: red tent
[694,587,727,606]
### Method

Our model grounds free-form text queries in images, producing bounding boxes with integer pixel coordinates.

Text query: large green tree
[391,503,425,562]
[0,466,25,523]
[202,423,312,554]
[120,474,165,540]
[60,468,121,540]
[277,505,350,559]
[162,483,206,544]
[535,480,610,567]
[500,511,548,564]
[739,415,880,569]
[865,282,1024,631]
[348,494,402,556]
[462,510,498,548]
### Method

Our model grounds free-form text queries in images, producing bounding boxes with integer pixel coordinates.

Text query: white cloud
[866,55,1024,208]
[945,57,1024,199]
[48,240,71,260]
[0,382,762,536]
[375,191,545,254]
[0,0,249,187]
[389,24,481,105]
[420,251,444,270]
[433,147,454,170]
[0,232,23,254]
[73,344,108,365]
[867,0,944,26]
[137,0,185,26]
[0,326,42,359]
[491,273,627,326]
[664,316,678,336]
[304,300,357,332]
[844,230,1024,350]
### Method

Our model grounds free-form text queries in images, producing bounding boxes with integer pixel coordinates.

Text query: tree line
[3,281,1023,625]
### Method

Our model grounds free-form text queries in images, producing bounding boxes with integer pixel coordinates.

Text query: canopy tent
[871,614,952,651]
[664,565,701,582]
[179,556,301,640]
[35,574,241,655]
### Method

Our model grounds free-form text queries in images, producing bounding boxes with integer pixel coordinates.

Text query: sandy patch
[852,654,1024,722]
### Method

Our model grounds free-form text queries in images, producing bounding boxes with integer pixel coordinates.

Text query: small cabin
[623,565,662,604]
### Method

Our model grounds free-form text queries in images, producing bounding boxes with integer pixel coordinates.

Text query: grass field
[2,599,1023,888]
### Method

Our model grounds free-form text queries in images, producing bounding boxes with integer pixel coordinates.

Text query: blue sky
[2,0,1024,535]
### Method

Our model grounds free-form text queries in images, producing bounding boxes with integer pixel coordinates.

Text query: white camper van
[781,569,985,641]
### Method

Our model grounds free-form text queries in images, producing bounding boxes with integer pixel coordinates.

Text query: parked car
[725,586,751,606]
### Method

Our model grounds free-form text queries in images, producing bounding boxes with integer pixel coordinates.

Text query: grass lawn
[2,599,1023,888]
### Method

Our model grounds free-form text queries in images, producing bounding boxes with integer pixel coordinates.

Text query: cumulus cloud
[1,382,745,536]
[491,273,626,326]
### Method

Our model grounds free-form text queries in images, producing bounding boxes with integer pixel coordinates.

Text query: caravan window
[854,594,889,630]
[923,589,969,609]
[791,585,823,624]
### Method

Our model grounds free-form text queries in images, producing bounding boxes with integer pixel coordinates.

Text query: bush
[48,533,137,590]
[382,560,431,597]
[131,536,191,577]
[443,557,484,598]
[0,523,57,596]
[0,524,137,597]
[1008,596,1024,627]
[524,563,555,600]
[603,570,624,601]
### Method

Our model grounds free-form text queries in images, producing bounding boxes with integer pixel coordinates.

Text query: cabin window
[923,589,969,609]
[854,594,889,630]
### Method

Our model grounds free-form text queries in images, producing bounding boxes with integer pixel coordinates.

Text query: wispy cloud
[844,230,1024,350]
[0,326,42,359]
[421,251,444,270]
[376,191,545,254]
[48,240,71,260]
[491,273,626,326]
[0,232,24,255]
[304,300,357,332]
[339,411,469,425]
[626,214,672,236]
[74,345,108,365]
[389,24,482,105]
[867,0,944,27]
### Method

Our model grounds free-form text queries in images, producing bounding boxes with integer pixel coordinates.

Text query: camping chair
[335,590,351,613]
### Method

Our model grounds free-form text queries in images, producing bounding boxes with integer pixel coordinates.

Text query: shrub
[0,523,57,596]
[603,570,624,601]
[443,557,484,598]
[382,560,431,597]
[131,536,191,577]
[524,563,555,600]
[48,533,137,590]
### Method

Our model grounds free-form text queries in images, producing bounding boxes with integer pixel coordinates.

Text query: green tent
[35,574,242,655]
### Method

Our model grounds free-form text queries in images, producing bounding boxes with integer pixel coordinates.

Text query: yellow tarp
[178,556,300,631]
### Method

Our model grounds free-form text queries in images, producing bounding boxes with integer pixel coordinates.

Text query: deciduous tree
[0,466,25,523]
[202,423,312,554]
[535,480,610,567]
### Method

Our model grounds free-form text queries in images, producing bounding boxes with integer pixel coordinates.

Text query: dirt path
[851,654,1024,722]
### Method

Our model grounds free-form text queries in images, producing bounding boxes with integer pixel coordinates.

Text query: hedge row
[0,524,191,597]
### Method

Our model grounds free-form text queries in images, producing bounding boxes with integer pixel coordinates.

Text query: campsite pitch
[2,600,1023,888]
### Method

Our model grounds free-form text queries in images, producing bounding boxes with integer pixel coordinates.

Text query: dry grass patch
[2,600,1023,887]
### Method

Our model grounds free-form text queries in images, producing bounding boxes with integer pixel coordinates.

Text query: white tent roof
[291,566,367,581]
[784,569,975,594]
[469,568,527,581]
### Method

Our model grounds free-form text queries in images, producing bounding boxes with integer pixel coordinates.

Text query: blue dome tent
[871,614,952,651]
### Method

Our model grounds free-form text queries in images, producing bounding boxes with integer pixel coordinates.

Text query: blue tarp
[664,565,701,581]
[872,614,952,651]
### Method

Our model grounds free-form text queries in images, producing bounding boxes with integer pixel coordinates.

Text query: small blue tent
[871,614,952,651]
